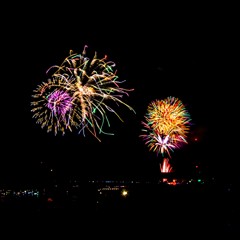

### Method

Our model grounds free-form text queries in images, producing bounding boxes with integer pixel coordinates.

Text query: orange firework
[140,96,191,158]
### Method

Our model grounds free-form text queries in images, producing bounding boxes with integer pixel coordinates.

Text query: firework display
[31,45,135,141]
[140,96,191,158]
[160,158,173,173]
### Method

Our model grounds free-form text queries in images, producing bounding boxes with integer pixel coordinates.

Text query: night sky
[2,4,225,186]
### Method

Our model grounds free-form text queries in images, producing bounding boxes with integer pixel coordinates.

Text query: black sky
[2,4,226,185]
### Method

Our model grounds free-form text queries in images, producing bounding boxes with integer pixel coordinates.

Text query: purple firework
[47,90,73,117]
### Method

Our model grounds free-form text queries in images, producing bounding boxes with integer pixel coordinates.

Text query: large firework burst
[31,45,135,141]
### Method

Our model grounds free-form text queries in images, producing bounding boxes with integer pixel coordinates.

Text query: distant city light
[121,189,128,197]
